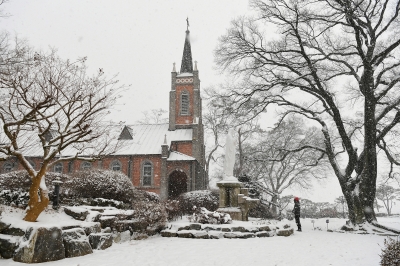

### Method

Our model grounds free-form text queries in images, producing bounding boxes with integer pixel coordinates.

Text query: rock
[61,225,80,231]
[189,223,202,230]
[62,228,93,258]
[193,231,209,239]
[276,228,294,237]
[81,222,101,236]
[1,227,25,237]
[0,220,11,233]
[102,227,112,233]
[131,232,148,240]
[161,230,177,237]
[99,216,117,229]
[86,211,102,222]
[208,232,224,239]
[204,226,221,231]
[283,224,290,229]
[64,207,89,221]
[113,230,131,243]
[177,230,193,238]
[88,233,113,250]
[13,227,65,263]
[258,225,272,231]
[177,225,191,231]
[0,234,20,259]
[114,219,148,233]
[255,231,275,237]
[224,232,254,239]
[341,225,354,231]
[231,226,246,232]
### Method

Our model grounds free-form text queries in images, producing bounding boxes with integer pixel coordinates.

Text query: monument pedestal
[216,180,259,221]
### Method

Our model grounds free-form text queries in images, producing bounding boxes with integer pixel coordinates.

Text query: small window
[180,91,189,115]
[54,162,63,173]
[111,160,121,171]
[142,161,153,186]
[28,161,35,170]
[81,161,92,171]
[3,162,13,173]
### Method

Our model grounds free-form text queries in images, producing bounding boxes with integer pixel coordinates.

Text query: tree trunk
[24,174,50,222]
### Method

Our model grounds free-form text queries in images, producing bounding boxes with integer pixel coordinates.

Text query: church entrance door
[168,170,187,198]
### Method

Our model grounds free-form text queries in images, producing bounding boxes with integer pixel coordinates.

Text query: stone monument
[216,128,259,221]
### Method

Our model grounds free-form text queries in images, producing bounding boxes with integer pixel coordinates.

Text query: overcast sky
[2,0,397,208]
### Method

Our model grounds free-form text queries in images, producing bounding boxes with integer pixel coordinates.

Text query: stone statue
[223,128,237,181]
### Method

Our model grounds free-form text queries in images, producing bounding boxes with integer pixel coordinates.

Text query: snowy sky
[0,0,398,209]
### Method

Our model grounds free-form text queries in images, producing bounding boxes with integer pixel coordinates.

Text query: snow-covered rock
[62,228,93,258]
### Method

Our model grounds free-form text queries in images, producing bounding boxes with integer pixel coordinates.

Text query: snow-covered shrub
[0,170,70,207]
[90,198,127,208]
[249,203,274,219]
[0,190,29,208]
[380,237,400,266]
[131,199,167,230]
[164,199,182,221]
[188,206,232,224]
[63,170,135,203]
[178,190,219,215]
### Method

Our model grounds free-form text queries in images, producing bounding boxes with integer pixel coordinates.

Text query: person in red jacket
[292,197,302,231]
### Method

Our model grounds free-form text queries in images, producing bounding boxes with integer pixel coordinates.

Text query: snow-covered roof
[0,123,192,157]
[116,124,192,155]
[167,151,195,161]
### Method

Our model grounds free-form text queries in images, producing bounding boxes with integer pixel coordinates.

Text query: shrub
[131,198,167,230]
[380,237,400,266]
[188,207,232,224]
[0,170,70,207]
[178,190,219,215]
[63,169,135,203]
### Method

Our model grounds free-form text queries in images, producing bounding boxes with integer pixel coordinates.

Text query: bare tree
[136,108,168,124]
[242,117,329,214]
[0,48,123,221]
[215,0,400,225]
[334,196,348,218]
[375,183,400,215]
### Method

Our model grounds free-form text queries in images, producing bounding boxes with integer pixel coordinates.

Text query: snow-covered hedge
[63,170,135,203]
[177,190,219,215]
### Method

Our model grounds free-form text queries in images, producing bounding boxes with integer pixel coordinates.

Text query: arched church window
[111,160,122,171]
[81,161,92,171]
[3,162,14,173]
[180,91,189,115]
[141,161,153,186]
[54,162,63,173]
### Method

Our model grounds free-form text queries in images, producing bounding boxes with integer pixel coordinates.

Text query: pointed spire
[180,20,193,74]
[163,134,167,145]
[194,60,198,71]
[172,62,176,72]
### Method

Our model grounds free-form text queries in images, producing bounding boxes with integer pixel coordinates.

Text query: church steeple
[180,19,193,73]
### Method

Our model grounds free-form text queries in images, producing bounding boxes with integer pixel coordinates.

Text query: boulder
[62,228,93,258]
[193,231,209,239]
[0,234,20,259]
[224,232,254,239]
[231,226,247,232]
[255,231,275,237]
[99,216,117,229]
[161,230,177,237]
[113,230,131,243]
[276,228,294,237]
[1,226,25,236]
[177,230,193,238]
[131,232,148,240]
[341,225,355,231]
[81,222,101,236]
[0,220,11,233]
[114,219,148,233]
[13,227,65,263]
[177,225,191,231]
[258,225,272,231]
[89,233,113,250]
[102,227,112,233]
[208,231,224,239]
[85,211,102,222]
[64,207,89,221]
[221,227,231,232]
[189,223,202,230]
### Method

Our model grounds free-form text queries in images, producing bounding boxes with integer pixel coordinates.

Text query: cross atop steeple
[180,19,193,74]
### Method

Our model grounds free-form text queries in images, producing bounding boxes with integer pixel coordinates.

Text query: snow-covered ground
[2,213,399,266]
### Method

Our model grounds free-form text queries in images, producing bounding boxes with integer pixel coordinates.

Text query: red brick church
[0,28,207,200]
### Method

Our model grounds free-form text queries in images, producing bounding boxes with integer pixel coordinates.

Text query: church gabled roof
[180,30,193,74]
